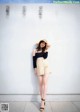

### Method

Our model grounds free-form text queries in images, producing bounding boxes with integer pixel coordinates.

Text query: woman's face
[40,42,46,48]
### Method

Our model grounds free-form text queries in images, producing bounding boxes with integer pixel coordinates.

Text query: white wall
[0,4,80,95]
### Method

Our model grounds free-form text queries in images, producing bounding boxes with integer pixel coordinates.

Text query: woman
[32,39,51,111]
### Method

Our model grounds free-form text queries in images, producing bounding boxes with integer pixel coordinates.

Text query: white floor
[0,101,80,112]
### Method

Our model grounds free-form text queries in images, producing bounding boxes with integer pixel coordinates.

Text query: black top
[33,51,48,68]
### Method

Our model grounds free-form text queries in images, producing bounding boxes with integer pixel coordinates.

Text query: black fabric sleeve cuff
[33,56,37,68]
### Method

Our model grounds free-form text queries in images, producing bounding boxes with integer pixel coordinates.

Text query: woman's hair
[36,40,47,53]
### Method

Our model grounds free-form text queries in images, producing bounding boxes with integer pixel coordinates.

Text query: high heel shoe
[41,98,46,105]
[40,98,45,111]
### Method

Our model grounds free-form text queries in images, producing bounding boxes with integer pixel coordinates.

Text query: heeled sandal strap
[40,107,44,109]
[41,98,45,101]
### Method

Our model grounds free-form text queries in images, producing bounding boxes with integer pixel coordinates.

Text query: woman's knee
[38,77,43,85]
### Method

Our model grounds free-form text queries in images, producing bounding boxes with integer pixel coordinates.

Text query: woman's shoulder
[44,49,48,53]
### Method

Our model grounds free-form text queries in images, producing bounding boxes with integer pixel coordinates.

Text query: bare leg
[38,75,43,99]
[40,74,49,109]
[42,74,49,99]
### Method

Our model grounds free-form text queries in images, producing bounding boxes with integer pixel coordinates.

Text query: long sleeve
[43,52,48,59]
[33,55,37,68]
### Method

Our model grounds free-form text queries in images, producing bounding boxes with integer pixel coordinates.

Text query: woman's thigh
[38,75,43,84]
[42,74,49,85]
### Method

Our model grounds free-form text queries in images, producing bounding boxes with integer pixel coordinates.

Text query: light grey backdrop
[0,4,80,94]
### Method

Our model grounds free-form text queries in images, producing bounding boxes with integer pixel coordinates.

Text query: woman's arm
[32,49,38,75]
[43,51,48,59]
[32,49,37,68]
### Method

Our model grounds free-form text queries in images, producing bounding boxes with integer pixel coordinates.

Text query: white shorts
[36,57,50,76]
